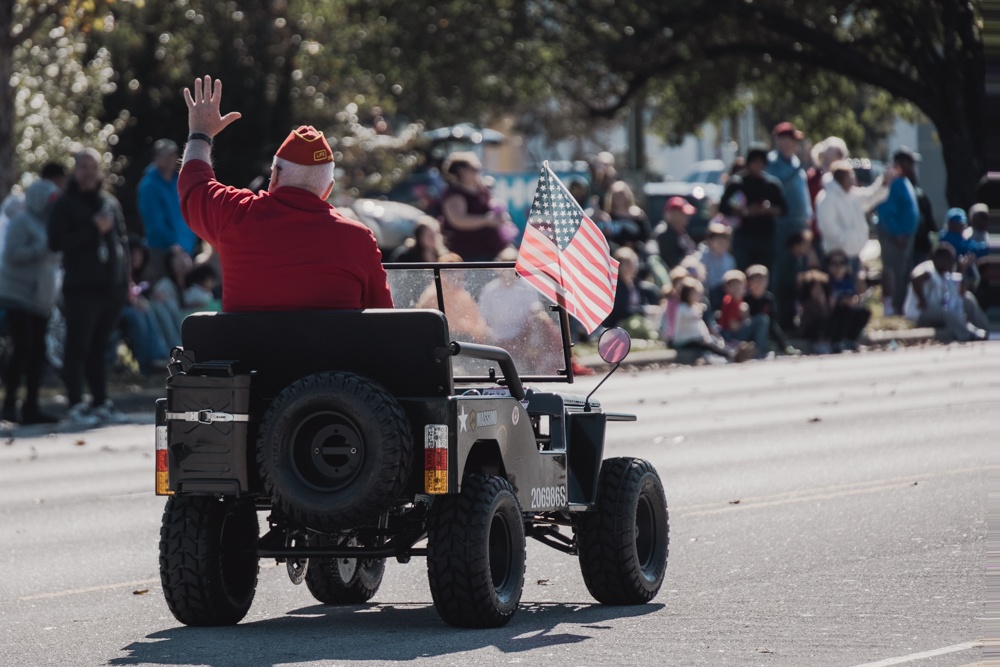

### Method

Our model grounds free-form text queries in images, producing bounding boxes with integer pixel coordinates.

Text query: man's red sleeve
[177,160,255,246]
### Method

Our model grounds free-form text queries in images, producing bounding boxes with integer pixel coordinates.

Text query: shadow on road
[110,601,662,666]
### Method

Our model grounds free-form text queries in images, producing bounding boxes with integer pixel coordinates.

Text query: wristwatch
[188,132,213,145]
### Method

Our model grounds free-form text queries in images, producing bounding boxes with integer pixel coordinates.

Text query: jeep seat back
[180,309,453,399]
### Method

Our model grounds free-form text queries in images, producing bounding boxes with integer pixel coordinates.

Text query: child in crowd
[744,265,800,355]
[938,208,982,293]
[825,249,871,352]
[718,269,768,358]
[774,230,818,331]
[797,269,833,353]
[672,278,754,363]
[695,222,736,308]
[966,203,990,251]
[183,264,221,312]
[658,266,691,343]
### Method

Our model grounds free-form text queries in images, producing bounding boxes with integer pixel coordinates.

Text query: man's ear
[321,180,335,201]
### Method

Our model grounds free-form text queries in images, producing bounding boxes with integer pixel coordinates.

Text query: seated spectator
[966,203,990,251]
[672,278,754,363]
[903,244,989,342]
[658,266,689,343]
[391,216,447,263]
[825,249,872,352]
[695,222,736,308]
[775,230,819,330]
[183,264,221,312]
[119,235,170,376]
[797,269,833,353]
[939,207,982,293]
[652,196,697,269]
[149,245,192,347]
[745,264,800,355]
[600,181,650,252]
[603,247,657,337]
[718,269,767,358]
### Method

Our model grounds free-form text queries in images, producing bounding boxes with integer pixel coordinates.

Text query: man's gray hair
[273,156,335,197]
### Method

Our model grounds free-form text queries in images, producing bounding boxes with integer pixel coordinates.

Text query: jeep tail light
[424,424,448,494]
[155,423,172,496]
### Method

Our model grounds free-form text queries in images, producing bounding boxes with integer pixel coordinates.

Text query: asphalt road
[0,343,994,667]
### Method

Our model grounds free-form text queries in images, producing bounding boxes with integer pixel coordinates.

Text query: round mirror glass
[597,327,631,364]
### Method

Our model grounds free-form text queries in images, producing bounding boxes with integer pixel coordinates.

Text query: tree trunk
[936,122,984,210]
[0,3,14,197]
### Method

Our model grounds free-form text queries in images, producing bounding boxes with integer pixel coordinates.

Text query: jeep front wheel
[159,496,259,626]
[576,457,669,605]
[426,474,526,628]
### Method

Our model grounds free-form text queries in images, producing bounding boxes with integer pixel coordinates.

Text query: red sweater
[718,294,745,331]
[178,160,393,312]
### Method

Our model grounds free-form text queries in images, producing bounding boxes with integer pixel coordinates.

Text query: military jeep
[155,262,668,628]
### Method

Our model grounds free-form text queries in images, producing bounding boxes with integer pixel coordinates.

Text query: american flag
[515,163,619,333]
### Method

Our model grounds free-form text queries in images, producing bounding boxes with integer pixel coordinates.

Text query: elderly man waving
[177,75,392,312]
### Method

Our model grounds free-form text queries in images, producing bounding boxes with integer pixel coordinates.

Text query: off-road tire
[159,495,259,626]
[426,474,526,628]
[256,372,412,532]
[577,457,668,605]
[305,555,385,604]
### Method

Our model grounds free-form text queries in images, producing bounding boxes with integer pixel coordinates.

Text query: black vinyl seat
[180,309,454,399]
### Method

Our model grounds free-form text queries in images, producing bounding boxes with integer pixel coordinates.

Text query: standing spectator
[0,163,66,423]
[745,265,799,356]
[875,148,921,315]
[719,146,787,272]
[717,269,767,358]
[824,249,872,352]
[653,196,696,269]
[767,122,813,269]
[589,151,618,205]
[895,148,937,268]
[48,149,130,426]
[815,159,890,273]
[138,139,196,283]
[694,222,736,308]
[806,136,849,256]
[439,152,507,262]
[903,244,988,342]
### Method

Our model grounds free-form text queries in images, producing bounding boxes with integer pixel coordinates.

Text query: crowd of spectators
[0,120,992,424]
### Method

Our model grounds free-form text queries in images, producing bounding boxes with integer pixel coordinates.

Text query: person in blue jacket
[875,147,921,316]
[137,139,197,282]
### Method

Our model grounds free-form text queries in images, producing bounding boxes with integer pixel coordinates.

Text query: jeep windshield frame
[383,261,575,384]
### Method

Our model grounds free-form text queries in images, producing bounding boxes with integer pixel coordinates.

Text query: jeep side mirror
[597,327,631,364]
[585,327,631,412]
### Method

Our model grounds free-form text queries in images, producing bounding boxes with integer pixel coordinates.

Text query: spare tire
[256,371,412,532]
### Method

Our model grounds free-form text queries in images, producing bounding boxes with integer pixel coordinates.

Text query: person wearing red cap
[652,196,696,269]
[176,75,392,312]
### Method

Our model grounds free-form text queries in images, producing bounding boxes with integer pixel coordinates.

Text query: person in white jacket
[815,160,890,271]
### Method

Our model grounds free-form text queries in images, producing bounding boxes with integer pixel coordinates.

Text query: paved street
[0,343,994,667]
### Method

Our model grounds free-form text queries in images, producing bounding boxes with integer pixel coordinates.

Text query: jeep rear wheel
[426,474,526,628]
[159,496,259,626]
[577,457,668,605]
[256,372,412,532]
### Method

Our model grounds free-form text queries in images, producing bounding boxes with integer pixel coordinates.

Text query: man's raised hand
[183,75,241,139]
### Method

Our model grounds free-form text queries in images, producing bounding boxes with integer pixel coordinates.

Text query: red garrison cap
[772,121,804,140]
[276,125,334,166]
[666,196,696,215]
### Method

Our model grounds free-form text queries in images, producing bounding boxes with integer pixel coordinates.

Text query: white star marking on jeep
[459,406,469,432]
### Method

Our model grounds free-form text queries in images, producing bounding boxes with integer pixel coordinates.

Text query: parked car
[338,198,425,253]
[643,160,726,241]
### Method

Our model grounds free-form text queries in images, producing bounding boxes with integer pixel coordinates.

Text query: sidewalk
[19,324,980,423]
